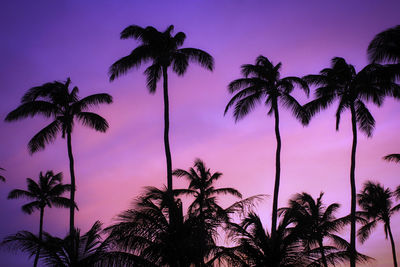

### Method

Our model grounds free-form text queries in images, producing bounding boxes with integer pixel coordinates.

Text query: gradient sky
[0,0,399,266]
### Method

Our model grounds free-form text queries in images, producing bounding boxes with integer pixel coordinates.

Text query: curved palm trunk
[318,238,328,267]
[271,99,281,239]
[67,131,76,235]
[33,207,44,267]
[350,105,358,267]
[162,66,173,194]
[387,221,398,267]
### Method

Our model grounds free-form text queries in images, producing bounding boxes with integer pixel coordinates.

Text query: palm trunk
[162,66,173,194]
[271,99,281,239]
[33,207,44,267]
[67,131,76,235]
[350,105,358,267]
[387,221,398,267]
[318,238,328,267]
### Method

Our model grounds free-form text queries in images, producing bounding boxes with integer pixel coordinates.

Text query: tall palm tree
[173,159,243,266]
[357,181,400,267]
[109,25,214,194]
[7,171,72,267]
[5,78,112,234]
[279,192,354,267]
[0,167,5,182]
[224,55,309,237]
[303,57,396,267]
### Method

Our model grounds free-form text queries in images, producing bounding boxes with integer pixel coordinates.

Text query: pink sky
[0,0,399,266]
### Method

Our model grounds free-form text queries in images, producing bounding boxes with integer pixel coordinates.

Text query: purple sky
[0,0,399,266]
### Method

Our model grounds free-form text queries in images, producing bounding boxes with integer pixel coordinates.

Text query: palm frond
[144,64,162,93]
[383,153,400,163]
[74,94,113,111]
[5,101,58,121]
[354,100,375,137]
[76,112,109,132]
[368,25,400,63]
[178,48,214,71]
[28,120,61,154]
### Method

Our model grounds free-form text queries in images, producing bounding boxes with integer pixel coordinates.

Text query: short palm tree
[279,192,355,267]
[7,171,72,267]
[357,181,400,267]
[173,159,243,265]
[105,186,221,267]
[303,57,396,267]
[226,211,311,267]
[2,221,121,267]
[5,78,112,234]
[109,25,214,194]
[224,55,309,238]
[0,167,5,182]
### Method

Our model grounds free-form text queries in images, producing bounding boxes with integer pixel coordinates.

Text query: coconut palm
[5,78,113,234]
[7,171,72,267]
[224,55,309,237]
[0,167,5,182]
[2,221,125,267]
[279,192,355,267]
[357,181,400,267]
[303,57,397,267]
[109,25,214,194]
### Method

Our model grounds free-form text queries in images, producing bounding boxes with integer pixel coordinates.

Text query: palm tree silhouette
[279,192,355,267]
[303,57,395,267]
[0,167,5,182]
[173,158,243,265]
[2,221,119,267]
[226,211,311,267]
[224,55,309,238]
[7,171,72,267]
[105,186,201,266]
[109,25,214,194]
[5,78,112,234]
[357,181,400,267]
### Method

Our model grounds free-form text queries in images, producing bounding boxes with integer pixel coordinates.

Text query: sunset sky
[0,0,399,266]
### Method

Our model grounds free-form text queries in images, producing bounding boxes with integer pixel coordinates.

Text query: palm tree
[279,192,354,267]
[303,57,396,267]
[105,186,220,267]
[5,78,112,234]
[109,25,214,194]
[2,221,125,267]
[226,211,312,267]
[224,55,309,238]
[357,181,400,267]
[0,167,5,182]
[7,171,72,267]
[173,158,243,266]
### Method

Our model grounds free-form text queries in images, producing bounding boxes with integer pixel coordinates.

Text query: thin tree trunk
[387,221,398,267]
[271,99,281,239]
[162,66,173,193]
[33,207,44,267]
[318,238,328,267]
[350,105,358,267]
[67,131,76,235]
